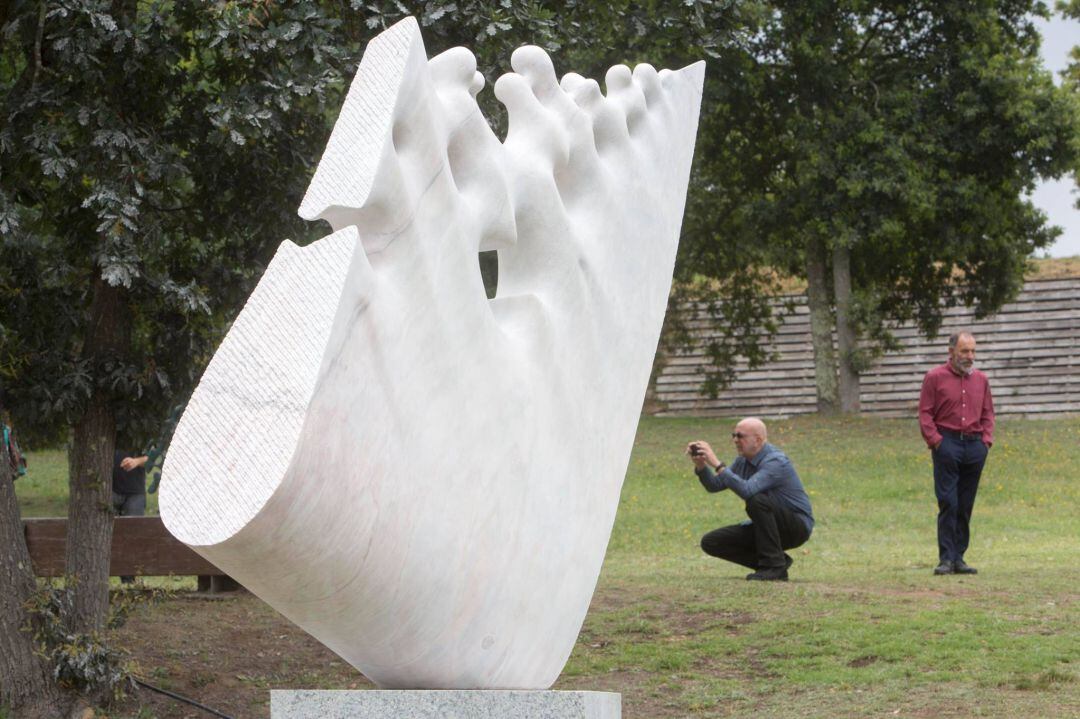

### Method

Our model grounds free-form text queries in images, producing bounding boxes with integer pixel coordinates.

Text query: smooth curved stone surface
[270,690,620,719]
[160,15,704,689]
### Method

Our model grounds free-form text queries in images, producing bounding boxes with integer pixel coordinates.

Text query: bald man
[687,418,814,581]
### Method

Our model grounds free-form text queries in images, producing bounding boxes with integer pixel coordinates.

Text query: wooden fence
[651,277,1080,418]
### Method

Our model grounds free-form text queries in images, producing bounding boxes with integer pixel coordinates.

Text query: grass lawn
[14,414,1080,718]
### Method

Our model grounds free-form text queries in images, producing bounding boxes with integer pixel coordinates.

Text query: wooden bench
[23,516,240,592]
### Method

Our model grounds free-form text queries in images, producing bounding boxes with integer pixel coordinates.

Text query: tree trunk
[65,396,116,633]
[832,242,860,413]
[65,275,125,634]
[805,236,838,414]
[0,417,70,717]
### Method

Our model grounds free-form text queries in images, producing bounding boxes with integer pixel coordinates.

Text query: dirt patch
[813,582,987,602]
[558,668,685,718]
[847,654,880,668]
[588,583,755,636]
[670,608,755,636]
[108,590,371,718]
[688,645,781,685]
[107,584,768,718]
[108,588,725,719]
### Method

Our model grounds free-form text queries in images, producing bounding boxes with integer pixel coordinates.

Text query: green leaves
[690,1,1078,350]
[0,2,356,445]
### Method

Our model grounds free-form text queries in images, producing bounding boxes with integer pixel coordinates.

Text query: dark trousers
[700,492,811,570]
[112,492,145,583]
[932,434,988,563]
[112,491,146,517]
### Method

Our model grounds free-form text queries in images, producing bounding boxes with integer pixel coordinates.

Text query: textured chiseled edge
[270,690,621,719]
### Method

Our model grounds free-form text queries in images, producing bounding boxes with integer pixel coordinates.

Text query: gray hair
[948,331,975,348]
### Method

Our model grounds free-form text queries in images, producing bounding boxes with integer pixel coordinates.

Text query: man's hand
[686,440,720,470]
[120,455,149,472]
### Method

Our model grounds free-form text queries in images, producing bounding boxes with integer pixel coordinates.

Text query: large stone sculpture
[160,17,703,690]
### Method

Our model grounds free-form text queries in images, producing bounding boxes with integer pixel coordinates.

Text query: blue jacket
[696,442,814,533]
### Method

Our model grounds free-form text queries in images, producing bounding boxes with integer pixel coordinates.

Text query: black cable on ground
[133,677,236,719]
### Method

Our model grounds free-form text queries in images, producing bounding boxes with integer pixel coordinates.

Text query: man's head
[948,332,977,375]
[732,417,767,459]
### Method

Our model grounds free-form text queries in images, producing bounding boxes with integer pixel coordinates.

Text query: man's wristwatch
[714,462,725,473]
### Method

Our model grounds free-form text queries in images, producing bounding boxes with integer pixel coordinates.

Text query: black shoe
[747,567,789,581]
[933,561,954,575]
[953,560,977,575]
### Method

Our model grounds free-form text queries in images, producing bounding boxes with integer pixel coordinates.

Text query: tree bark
[805,237,838,414]
[832,242,860,413]
[65,396,116,633]
[65,275,125,634]
[0,415,69,717]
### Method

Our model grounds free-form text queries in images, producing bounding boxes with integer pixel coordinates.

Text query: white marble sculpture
[160,17,703,689]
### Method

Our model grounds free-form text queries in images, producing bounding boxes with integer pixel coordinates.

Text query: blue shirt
[696,443,814,533]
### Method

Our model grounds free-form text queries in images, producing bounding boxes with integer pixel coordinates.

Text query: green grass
[16,415,1080,717]
[558,415,1080,717]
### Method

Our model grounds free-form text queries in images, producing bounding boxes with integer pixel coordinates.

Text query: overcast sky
[1032,12,1080,258]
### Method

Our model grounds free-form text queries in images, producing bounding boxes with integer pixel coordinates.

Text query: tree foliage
[1,2,360,711]
[1058,0,1080,212]
[674,1,1080,405]
[1061,0,1080,90]
[1,0,359,449]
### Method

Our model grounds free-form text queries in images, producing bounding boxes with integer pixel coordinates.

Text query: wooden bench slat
[23,516,225,578]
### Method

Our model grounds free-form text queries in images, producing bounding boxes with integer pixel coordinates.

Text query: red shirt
[918,363,995,448]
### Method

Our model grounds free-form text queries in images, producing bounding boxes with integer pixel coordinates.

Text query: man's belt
[938,427,981,441]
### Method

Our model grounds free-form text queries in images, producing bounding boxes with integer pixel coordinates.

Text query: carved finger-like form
[160,17,704,690]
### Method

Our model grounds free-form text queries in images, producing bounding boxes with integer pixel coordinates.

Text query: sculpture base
[270,690,621,718]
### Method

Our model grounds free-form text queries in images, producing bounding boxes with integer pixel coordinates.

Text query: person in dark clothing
[113,451,148,583]
[687,417,814,581]
[113,451,148,516]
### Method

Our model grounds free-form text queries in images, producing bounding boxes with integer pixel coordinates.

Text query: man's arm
[719,455,789,500]
[981,377,995,447]
[119,455,148,472]
[686,440,723,471]
[918,372,941,449]
[695,464,726,493]
[687,441,727,492]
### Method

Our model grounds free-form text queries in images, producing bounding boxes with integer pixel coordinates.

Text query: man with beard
[919,331,995,576]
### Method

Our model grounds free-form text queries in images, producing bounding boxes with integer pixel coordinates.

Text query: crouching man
[687,417,814,581]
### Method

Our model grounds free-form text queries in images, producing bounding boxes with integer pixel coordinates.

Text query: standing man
[686,418,814,581]
[919,331,995,576]
[112,450,148,584]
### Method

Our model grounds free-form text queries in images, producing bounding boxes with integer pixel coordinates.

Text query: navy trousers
[932,434,988,563]
[700,492,811,570]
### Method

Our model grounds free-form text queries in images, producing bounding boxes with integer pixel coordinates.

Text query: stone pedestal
[270,690,621,719]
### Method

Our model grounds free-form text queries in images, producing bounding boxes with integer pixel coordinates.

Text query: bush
[25,585,136,703]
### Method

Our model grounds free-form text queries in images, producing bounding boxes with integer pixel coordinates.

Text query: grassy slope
[16,415,1080,717]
